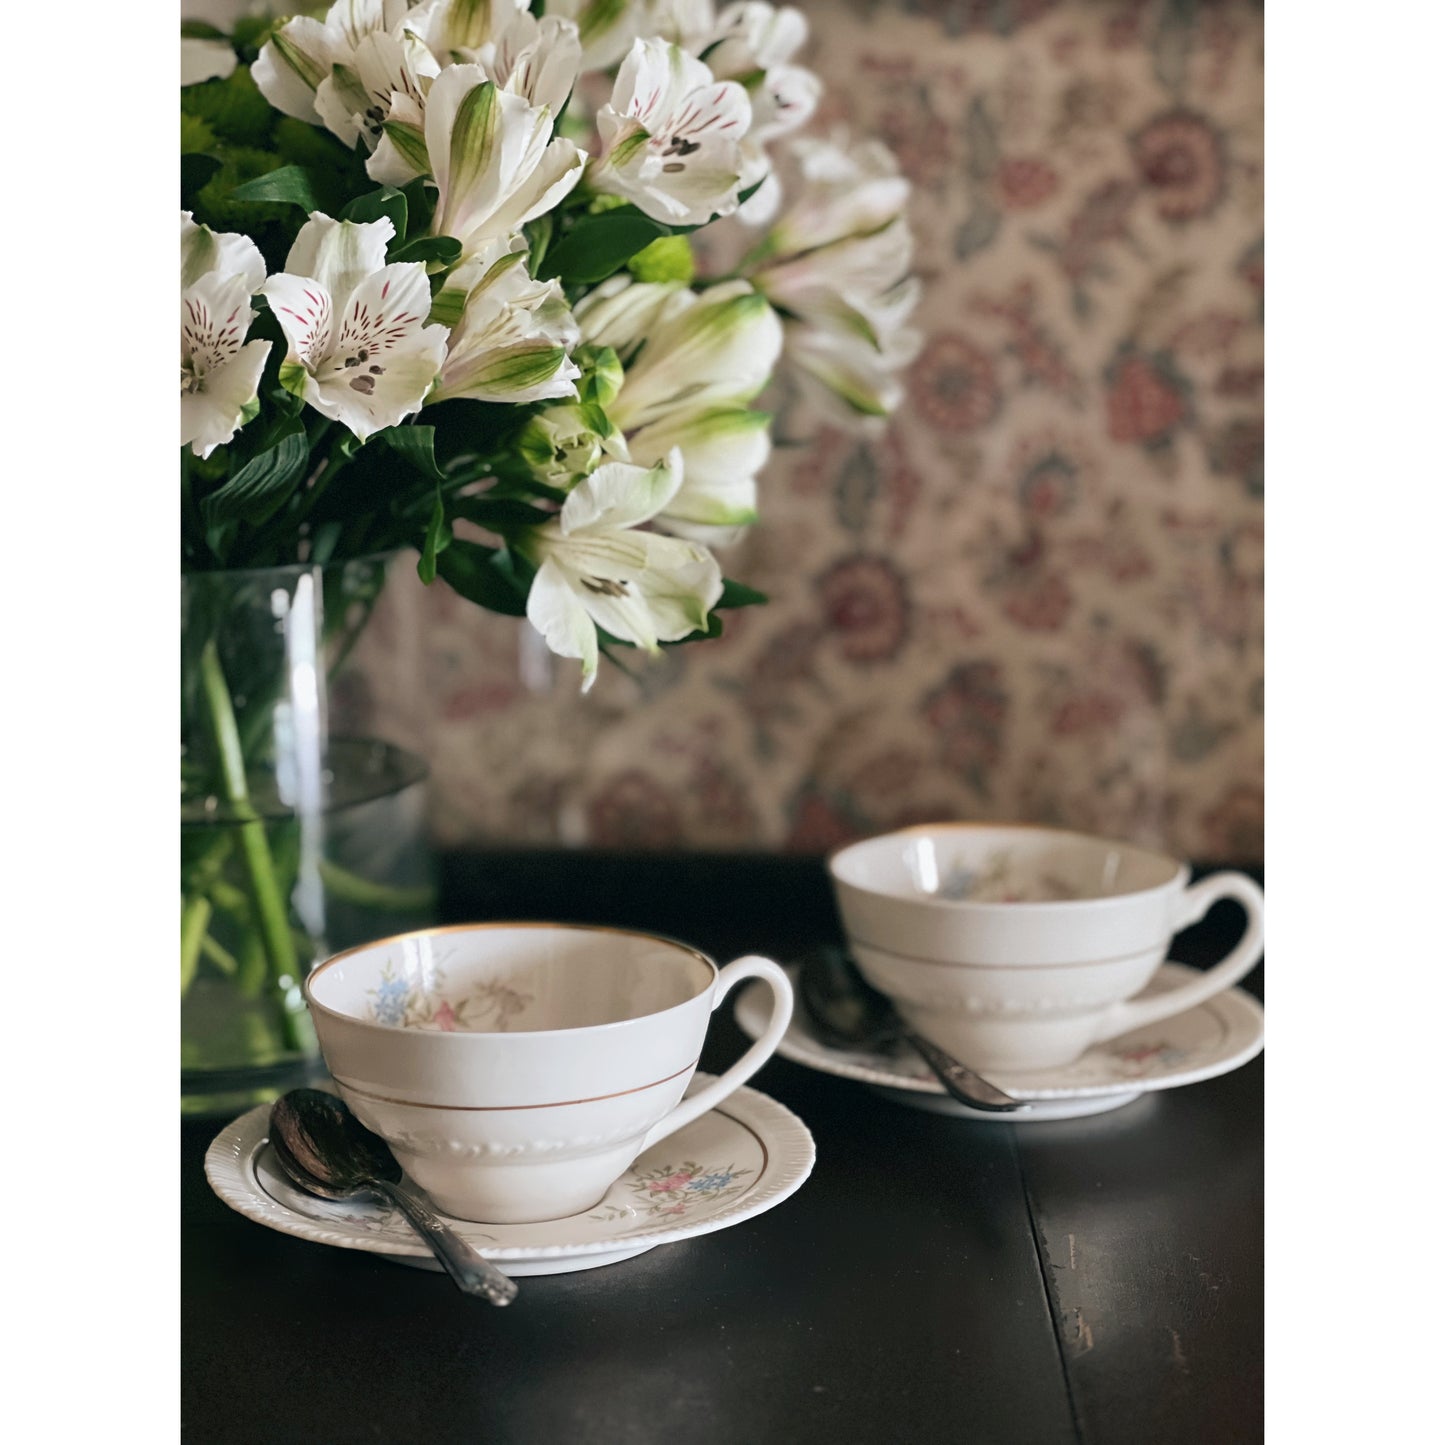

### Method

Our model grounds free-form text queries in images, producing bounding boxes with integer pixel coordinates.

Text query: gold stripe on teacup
[331,1057,700,1112]
[847,932,1166,970]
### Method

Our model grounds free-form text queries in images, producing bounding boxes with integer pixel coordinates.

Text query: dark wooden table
[182,852,1263,1445]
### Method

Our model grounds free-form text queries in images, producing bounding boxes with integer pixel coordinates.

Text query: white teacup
[828,824,1264,1072]
[303,923,793,1223]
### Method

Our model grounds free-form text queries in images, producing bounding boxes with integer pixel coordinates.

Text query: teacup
[303,923,793,1223]
[827,824,1264,1072]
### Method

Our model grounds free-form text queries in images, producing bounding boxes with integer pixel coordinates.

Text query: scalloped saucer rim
[205,1074,815,1276]
[735,960,1263,1120]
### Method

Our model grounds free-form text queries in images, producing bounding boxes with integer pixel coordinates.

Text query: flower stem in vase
[197,638,311,1054]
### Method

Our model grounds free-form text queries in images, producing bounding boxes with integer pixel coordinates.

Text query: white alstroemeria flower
[518,454,724,692]
[748,132,920,428]
[755,217,919,344]
[180,212,272,459]
[590,39,751,226]
[785,318,921,428]
[547,0,658,73]
[657,3,818,226]
[429,235,582,405]
[403,0,527,60]
[367,14,581,188]
[181,37,238,87]
[261,213,449,441]
[252,0,413,126]
[314,26,439,152]
[764,133,911,258]
[420,67,585,255]
[473,10,583,117]
[574,277,781,540]
[579,279,780,431]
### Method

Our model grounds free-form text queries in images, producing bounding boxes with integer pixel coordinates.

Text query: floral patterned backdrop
[353,0,1264,863]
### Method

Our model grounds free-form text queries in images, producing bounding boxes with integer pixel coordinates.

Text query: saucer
[205,1075,815,1276]
[735,961,1264,1122]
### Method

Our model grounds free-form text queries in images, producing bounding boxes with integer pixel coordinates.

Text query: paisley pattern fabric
[353,0,1264,863]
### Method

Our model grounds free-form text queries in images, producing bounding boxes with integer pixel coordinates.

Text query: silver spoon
[269,1088,518,1306]
[799,947,1029,1113]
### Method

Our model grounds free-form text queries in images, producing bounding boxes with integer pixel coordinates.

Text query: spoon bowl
[269,1089,519,1305]
[799,948,1027,1113]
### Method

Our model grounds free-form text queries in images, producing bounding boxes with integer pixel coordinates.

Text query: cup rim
[826,821,1188,911]
[303,921,719,1040]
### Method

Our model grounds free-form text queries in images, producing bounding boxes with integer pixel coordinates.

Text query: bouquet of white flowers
[181,0,920,691]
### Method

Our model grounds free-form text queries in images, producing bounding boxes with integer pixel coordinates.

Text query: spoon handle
[898,1027,1029,1113]
[369,1180,518,1305]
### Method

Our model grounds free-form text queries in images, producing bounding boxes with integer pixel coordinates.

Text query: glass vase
[181,554,436,1116]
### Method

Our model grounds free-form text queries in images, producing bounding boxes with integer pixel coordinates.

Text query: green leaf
[717,578,769,609]
[229,164,326,211]
[200,422,310,527]
[417,492,450,585]
[375,425,445,480]
[451,496,555,532]
[342,185,407,235]
[435,539,531,616]
[537,206,671,283]
[391,234,462,267]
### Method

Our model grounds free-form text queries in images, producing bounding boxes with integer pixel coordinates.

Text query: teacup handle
[640,956,793,1152]
[1088,871,1265,1047]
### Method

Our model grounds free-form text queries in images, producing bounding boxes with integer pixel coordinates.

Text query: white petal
[630,408,768,526]
[611,283,782,430]
[749,63,820,143]
[314,64,373,148]
[182,37,237,87]
[559,455,683,536]
[525,556,600,691]
[262,273,336,370]
[494,13,581,116]
[182,271,258,374]
[183,339,271,458]
[251,18,340,123]
[181,213,267,294]
[283,213,395,303]
[574,278,689,356]
[482,135,585,239]
[633,533,724,639]
[548,0,651,73]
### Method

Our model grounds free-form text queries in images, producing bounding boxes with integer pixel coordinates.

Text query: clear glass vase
[180,554,436,1117]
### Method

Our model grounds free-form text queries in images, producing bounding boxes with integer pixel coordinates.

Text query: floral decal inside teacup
[366,962,532,1032]
[933,849,1079,903]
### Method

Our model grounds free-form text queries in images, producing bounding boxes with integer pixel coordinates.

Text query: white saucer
[735,961,1264,1122]
[205,1075,815,1276]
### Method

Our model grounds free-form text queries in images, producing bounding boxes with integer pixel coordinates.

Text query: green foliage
[181,113,217,154]
[434,540,532,616]
[179,67,274,147]
[627,234,695,284]
[539,205,672,284]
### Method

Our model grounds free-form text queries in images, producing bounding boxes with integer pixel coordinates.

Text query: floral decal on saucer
[589,1160,755,1223]
[934,850,1078,903]
[367,962,532,1033]
[1107,1041,1193,1076]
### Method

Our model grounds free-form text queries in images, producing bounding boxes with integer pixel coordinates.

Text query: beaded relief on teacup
[932,850,1080,903]
[366,962,532,1032]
